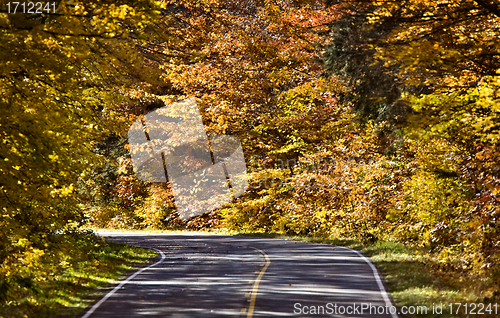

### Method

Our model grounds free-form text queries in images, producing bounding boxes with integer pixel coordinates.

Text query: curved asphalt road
[79,233,398,318]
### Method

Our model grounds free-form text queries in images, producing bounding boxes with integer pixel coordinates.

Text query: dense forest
[1,0,500,314]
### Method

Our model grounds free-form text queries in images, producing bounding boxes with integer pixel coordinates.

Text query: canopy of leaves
[3,0,500,313]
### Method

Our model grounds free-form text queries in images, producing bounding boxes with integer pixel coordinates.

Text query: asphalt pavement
[78,233,398,318]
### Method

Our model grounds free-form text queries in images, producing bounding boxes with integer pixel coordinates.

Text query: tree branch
[474,0,500,18]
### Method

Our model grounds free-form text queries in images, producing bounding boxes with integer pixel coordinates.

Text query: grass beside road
[236,232,500,318]
[0,232,156,318]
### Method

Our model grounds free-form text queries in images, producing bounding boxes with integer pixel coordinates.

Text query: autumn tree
[319,0,500,274]
[88,0,346,228]
[0,0,171,308]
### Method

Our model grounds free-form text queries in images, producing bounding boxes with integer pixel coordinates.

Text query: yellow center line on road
[246,247,271,318]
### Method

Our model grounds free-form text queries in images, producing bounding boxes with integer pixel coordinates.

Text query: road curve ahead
[80,233,398,318]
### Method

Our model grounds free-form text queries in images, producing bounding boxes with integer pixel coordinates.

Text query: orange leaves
[158,0,330,100]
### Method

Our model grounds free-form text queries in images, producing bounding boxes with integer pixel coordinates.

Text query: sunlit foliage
[0,0,165,310]
[3,0,500,311]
